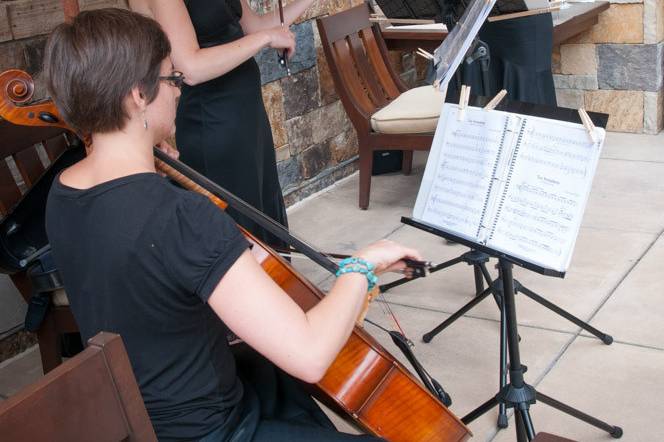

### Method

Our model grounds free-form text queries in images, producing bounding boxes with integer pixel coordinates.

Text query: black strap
[388,331,452,406]
[24,248,64,332]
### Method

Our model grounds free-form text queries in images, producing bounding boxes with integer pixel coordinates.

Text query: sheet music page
[487,117,605,271]
[413,104,511,241]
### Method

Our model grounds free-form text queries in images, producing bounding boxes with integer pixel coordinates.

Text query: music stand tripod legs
[422,258,615,429]
[460,259,622,440]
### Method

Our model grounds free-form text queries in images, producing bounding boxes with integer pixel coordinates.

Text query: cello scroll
[0,70,66,129]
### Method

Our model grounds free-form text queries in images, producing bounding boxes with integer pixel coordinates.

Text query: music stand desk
[381,1,609,51]
[382,26,447,52]
[400,217,564,277]
[552,1,610,45]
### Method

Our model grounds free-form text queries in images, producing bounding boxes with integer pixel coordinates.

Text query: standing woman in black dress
[129,0,315,243]
[456,13,557,106]
[477,13,557,106]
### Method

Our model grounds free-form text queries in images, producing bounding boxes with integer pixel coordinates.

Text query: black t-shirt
[46,172,249,441]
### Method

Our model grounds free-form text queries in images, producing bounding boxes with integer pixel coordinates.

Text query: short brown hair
[44,8,171,135]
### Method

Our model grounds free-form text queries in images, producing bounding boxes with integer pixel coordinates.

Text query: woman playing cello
[43,8,421,441]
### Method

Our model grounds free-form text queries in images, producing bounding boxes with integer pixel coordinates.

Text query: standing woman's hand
[261,26,296,59]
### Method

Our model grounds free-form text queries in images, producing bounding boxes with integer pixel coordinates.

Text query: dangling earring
[142,110,148,130]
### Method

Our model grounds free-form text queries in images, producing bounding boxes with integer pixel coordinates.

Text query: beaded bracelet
[335,257,378,291]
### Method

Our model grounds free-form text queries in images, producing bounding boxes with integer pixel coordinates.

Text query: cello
[0,67,470,442]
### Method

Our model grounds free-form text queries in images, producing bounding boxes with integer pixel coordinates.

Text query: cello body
[0,69,471,442]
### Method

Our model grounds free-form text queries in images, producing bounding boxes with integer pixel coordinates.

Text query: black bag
[372,150,403,175]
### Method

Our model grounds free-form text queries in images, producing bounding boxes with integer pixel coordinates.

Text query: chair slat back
[43,134,69,162]
[347,32,389,107]
[318,4,405,131]
[360,27,403,98]
[0,159,22,215]
[0,332,157,442]
[331,37,377,117]
[0,119,72,217]
[14,146,46,188]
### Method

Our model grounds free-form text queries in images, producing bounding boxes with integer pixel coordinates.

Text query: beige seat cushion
[52,288,70,307]
[370,85,446,134]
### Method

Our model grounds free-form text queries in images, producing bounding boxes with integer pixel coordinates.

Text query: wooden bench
[0,332,156,442]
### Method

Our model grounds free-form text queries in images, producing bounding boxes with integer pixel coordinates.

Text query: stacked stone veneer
[0,0,366,206]
[553,1,664,133]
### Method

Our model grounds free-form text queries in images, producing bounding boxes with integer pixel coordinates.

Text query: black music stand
[385,97,615,428]
[395,99,624,439]
[401,217,623,441]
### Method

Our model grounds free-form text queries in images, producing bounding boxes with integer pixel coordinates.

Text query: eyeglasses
[159,71,185,88]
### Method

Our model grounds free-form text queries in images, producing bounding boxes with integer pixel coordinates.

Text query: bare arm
[239,0,316,33]
[135,0,295,85]
[207,240,421,383]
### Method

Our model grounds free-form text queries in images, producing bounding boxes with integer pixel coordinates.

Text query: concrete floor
[1,131,662,440]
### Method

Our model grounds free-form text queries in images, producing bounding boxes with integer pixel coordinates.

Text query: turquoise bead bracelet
[336,257,377,290]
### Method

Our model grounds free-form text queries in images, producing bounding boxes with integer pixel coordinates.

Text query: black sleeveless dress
[176,0,287,245]
[454,14,557,106]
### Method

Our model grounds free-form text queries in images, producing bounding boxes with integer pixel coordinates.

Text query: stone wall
[254,0,369,204]
[554,1,664,133]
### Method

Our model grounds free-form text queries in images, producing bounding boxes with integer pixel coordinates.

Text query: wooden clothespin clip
[457,85,470,121]
[484,89,507,110]
[578,108,597,143]
[416,47,434,61]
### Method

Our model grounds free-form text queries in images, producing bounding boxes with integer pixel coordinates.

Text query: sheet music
[487,117,604,271]
[414,105,508,241]
[414,104,605,273]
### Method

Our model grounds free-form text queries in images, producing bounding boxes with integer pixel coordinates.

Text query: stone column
[554,0,664,133]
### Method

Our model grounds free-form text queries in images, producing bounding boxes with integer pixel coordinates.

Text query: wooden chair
[0,118,80,373]
[317,4,444,209]
[0,332,157,442]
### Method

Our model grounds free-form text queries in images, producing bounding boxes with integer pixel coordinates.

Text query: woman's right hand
[262,26,296,59]
[353,240,423,276]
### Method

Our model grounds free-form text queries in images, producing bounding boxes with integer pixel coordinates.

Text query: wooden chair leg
[402,150,413,175]
[358,146,373,210]
[36,313,62,374]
